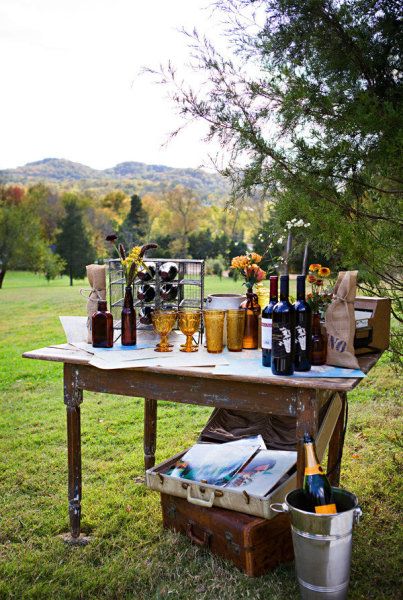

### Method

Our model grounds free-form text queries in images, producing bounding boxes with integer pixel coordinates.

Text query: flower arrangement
[306,263,333,314]
[230,252,266,290]
[106,234,157,287]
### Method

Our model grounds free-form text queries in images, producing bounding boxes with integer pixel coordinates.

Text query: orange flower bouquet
[306,264,333,314]
[230,253,266,291]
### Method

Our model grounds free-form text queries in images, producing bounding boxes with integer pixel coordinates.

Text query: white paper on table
[59,316,88,343]
[88,347,230,370]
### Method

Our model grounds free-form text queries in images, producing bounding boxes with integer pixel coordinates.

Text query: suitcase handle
[186,522,211,547]
[186,485,215,507]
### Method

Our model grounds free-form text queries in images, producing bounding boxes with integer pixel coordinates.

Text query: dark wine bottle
[92,300,113,348]
[261,275,278,367]
[158,262,178,282]
[137,261,156,282]
[271,275,295,375]
[139,306,154,325]
[303,434,337,514]
[294,275,312,371]
[161,283,178,301]
[137,284,156,303]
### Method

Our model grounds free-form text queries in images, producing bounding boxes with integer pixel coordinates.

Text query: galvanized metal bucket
[271,488,362,600]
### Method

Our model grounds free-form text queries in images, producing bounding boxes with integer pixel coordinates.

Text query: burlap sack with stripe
[325,270,359,369]
[86,264,106,343]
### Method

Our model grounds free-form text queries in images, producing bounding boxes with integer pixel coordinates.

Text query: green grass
[0,271,401,599]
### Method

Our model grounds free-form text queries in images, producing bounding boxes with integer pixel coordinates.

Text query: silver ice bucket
[271,488,362,600]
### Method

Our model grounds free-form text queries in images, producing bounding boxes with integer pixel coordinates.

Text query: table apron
[66,363,328,416]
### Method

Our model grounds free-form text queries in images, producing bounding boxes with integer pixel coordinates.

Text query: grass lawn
[0,271,401,599]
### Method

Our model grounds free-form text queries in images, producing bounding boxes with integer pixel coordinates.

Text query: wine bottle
[262,275,278,367]
[158,262,178,282]
[303,434,337,514]
[139,306,154,325]
[137,261,156,282]
[92,300,113,348]
[161,283,178,301]
[137,284,156,303]
[271,275,295,375]
[294,275,312,371]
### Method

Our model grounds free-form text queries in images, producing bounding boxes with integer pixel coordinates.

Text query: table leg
[63,364,87,544]
[327,392,347,486]
[144,398,157,471]
[296,390,319,488]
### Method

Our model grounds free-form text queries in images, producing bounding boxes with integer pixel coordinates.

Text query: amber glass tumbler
[203,310,225,353]
[226,309,246,352]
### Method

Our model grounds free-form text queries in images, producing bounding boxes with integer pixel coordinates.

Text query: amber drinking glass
[226,309,246,352]
[151,310,177,352]
[178,310,201,352]
[203,310,225,353]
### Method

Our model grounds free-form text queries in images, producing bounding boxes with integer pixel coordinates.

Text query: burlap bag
[85,264,106,343]
[325,270,359,369]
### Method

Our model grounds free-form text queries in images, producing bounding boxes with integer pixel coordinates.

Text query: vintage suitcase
[146,393,342,519]
[161,492,294,577]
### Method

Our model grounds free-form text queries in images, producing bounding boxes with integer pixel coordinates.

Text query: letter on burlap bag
[325,270,359,369]
[86,264,106,343]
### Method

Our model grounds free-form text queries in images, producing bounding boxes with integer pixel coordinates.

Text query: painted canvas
[224,449,297,496]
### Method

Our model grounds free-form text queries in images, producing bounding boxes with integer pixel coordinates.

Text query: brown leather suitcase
[160,493,294,577]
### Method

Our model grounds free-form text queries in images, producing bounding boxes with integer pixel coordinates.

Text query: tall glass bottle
[294,275,312,371]
[303,434,337,514]
[240,289,260,349]
[261,275,278,367]
[121,286,136,346]
[271,275,295,375]
[311,312,327,365]
[92,300,113,348]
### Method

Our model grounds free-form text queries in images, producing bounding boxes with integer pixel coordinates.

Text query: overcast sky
[0,0,224,170]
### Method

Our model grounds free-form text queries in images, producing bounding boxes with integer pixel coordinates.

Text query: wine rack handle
[186,486,215,507]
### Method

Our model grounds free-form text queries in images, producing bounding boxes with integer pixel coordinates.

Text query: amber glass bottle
[92,300,113,348]
[121,286,136,346]
[241,289,260,349]
[311,312,327,365]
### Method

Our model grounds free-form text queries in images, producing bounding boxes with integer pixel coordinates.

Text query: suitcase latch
[225,531,240,555]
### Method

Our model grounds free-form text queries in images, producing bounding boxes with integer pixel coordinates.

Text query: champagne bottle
[161,283,178,301]
[137,262,156,282]
[303,434,337,514]
[294,274,312,371]
[271,275,295,375]
[158,262,178,282]
[137,284,156,303]
[262,275,278,367]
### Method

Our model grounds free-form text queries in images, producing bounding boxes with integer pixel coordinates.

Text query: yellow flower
[309,263,321,272]
[250,252,262,264]
[318,266,331,278]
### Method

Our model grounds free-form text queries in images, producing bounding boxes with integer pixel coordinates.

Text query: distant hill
[0,158,229,199]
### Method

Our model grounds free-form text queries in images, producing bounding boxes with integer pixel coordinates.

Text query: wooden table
[23,344,380,542]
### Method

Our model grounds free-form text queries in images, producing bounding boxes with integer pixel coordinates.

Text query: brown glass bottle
[92,300,113,348]
[311,312,327,365]
[121,286,136,346]
[241,290,260,349]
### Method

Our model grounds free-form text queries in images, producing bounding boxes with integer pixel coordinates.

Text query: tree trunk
[302,242,309,274]
[0,268,6,289]
[284,233,293,274]
[69,265,73,286]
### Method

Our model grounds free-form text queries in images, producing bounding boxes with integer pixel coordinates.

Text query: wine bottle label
[315,504,337,514]
[296,325,307,351]
[261,318,272,349]
[272,324,292,356]
[304,464,324,476]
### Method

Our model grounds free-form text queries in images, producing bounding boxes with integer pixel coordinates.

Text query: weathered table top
[23,343,381,393]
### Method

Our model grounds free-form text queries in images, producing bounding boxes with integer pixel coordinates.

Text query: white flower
[305,222,311,227]
[277,236,284,244]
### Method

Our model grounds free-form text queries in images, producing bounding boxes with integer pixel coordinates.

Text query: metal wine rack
[108,258,205,335]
